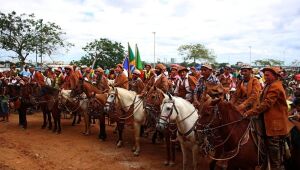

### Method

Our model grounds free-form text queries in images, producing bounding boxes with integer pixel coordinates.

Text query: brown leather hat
[178,66,189,73]
[116,64,123,70]
[262,66,282,77]
[201,63,212,70]
[155,63,166,70]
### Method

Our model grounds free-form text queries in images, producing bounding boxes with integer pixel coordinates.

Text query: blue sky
[0,0,299,65]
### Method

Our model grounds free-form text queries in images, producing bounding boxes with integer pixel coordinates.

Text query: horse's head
[156,93,176,131]
[71,78,84,98]
[206,83,224,99]
[144,86,165,113]
[104,88,117,113]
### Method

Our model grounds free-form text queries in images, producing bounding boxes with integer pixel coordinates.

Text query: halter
[159,99,198,139]
[105,88,143,120]
[196,103,250,160]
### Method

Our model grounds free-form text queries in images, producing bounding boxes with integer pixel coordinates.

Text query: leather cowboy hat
[178,66,189,73]
[116,64,123,70]
[133,69,141,75]
[262,66,282,77]
[64,65,73,71]
[201,63,213,70]
[155,63,166,70]
[95,67,104,73]
[54,68,62,73]
[144,64,152,68]
[241,63,252,69]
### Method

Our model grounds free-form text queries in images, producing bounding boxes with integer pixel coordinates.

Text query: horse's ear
[167,92,172,100]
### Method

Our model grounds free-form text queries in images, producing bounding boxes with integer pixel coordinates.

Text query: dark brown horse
[145,86,177,166]
[6,83,33,129]
[197,100,260,170]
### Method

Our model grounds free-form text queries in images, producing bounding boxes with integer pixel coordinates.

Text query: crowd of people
[1,62,300,169]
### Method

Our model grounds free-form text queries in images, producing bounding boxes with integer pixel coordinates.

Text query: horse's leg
[98,114,107,141]
[77,114,81,124]
[181,144,188,170]
[116,121,124,147]
[18,108,22,126]
[41,106,47,129]
[192,145,200,170]
[47,109,52,130]
[164,130,171,166]
[71,112,77,126]
[82,111,90,135]
[152,130,158,144]
[132,121,141,156]
[52,112,57,133]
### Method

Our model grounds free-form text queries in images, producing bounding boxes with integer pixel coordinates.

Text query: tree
[72,38,125,69]
[0,11,73,68]
[253,58,284,66]
[178,43,216,64]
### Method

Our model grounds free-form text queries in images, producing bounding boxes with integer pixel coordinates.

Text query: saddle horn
[167,92,173,100]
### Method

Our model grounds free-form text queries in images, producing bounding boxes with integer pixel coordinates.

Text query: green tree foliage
[178,43,216,64]
[253,59,284,66]
[72,38,125,69]
[0,11,73,67]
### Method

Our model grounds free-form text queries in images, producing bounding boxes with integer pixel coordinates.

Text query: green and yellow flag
[135,44,143,70]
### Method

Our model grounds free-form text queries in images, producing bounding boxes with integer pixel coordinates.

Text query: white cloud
[0,0,299,65]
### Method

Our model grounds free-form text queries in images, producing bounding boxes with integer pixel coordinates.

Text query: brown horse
[197,100,260,170]
[6,83,33,129]
[70,79,107,136]
[145,86,177,166]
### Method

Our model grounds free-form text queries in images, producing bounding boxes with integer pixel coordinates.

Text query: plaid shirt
[194,74,220,97]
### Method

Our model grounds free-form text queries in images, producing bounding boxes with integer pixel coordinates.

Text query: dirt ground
[0,112,211,170]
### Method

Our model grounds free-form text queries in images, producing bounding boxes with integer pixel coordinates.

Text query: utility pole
[40,19,43,65]
[249,46,252,64]
[153,32,156,67]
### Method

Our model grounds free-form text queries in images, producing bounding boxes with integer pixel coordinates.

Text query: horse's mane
[115,87,137,96]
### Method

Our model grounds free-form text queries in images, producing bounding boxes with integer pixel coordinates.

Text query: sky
[0,0,300,65]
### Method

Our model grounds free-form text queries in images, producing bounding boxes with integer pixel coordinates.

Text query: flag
[122,55,129,71]
[135,44,143,70]
[128,43,135,72]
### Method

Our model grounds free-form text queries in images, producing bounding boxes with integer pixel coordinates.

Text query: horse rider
[168,65,180,94]
[29,66,45,87]
[174,66,197,102]
[129,69,145,94]
[141,63,169,95]
[62,65,78,90]
[143,64,154,84]
[243,66,294,170]
[94,67,110,93]
[231,63,261,113]
[193,63,221,108]
[82,67,94,82]
[9,64,19,77]
[190,66,201,80]
[113,64,129,89]
[218,64,235,92]
[53,68,64,89]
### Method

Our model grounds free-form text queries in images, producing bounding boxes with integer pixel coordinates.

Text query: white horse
[59,89,90,135]
[157,94,200,170]
[104,87,146,156]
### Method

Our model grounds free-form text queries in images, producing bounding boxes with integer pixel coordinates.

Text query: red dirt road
[0,113,191,170]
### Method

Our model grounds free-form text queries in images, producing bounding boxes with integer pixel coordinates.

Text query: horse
[144,86,177,166]
[104,87,145,156]
[6,83,33,129]
[197,99,261,170]
[70,79,108,138]
[157,93,200,170]
[30,84,60,130]
[59,89,89,135]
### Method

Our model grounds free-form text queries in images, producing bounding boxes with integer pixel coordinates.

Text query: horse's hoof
[117,141,123,148]
[48,126,52,130]
[131,147,136,152]
[56,131,61,135]
[169,161,175,167]
[71,123,75,126]
[164,161,169,166]
[133,151,140,156]
[41,125,46,129]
